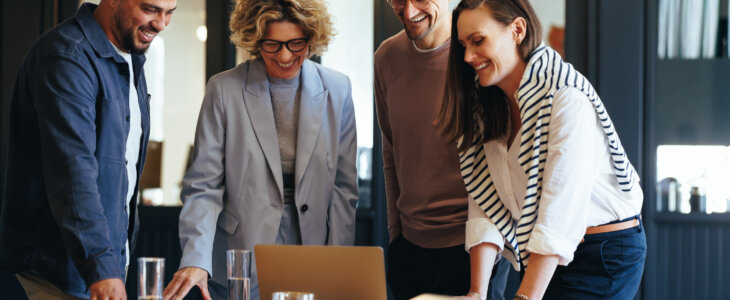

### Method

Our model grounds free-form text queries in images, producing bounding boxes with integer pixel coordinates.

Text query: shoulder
[207,61,249,88]
[551,86,596,120]
[309,61,351,91]
[19,19,99,86]
[32,18,90,61]
[374,30,408,65]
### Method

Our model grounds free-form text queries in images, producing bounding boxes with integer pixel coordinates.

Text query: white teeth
[277,61,293,68]
[475,62,488,70]
[410,15,426,22]
[141,30,154,39]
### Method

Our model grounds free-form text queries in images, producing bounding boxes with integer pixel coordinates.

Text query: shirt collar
[76,3,146,67]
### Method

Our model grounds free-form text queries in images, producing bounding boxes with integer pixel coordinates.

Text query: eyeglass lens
[390,0,430,10]
[260,38,308,53]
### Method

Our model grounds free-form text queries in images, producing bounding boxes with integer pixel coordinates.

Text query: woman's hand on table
[163,266,212,300]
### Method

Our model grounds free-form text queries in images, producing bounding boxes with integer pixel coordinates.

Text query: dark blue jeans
[543,217,646,300]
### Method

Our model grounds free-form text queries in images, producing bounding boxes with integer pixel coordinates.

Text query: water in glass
[228,277,250,300]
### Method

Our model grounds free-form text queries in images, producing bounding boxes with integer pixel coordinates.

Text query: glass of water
[227,249,252,300]
[272,291,315,300]
[138,257,165,300]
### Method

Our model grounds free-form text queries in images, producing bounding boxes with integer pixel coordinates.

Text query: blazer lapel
[243,60,284,199]
[295,60,327,188]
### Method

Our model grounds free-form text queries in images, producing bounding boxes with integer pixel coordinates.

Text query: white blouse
[465,86,644,266]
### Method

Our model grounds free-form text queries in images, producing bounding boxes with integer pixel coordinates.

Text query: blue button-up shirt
[0,3,150,297]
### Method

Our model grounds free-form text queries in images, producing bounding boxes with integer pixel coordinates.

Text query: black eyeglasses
[258,38,309,53]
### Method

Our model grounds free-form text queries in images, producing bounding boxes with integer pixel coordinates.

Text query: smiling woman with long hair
[439,1,646,299]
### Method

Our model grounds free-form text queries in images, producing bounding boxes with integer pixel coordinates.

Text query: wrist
[468,291,485,300]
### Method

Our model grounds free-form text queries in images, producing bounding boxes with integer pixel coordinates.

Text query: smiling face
[260,21,309,79]
[393,0,450,45]
[457,5,524,90]
[111,0,176,54]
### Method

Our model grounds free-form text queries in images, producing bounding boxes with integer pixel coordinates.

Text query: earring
[517,38,522,45]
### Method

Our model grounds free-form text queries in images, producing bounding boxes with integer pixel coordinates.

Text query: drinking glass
[138,257,165,300]
[272,291,315,300]
[227,249,252,300]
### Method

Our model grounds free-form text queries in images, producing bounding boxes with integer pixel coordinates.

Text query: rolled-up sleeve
[526,87,603,265]
[465,195,505,253]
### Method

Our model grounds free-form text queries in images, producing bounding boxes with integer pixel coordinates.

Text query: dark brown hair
[437,0,542,151]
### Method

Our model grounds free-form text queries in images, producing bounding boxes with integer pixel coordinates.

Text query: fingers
[89,278,126,300]
[201,281,213,300]
[173,277,197,300]
[163,267,211,300]
[163,271,186,300]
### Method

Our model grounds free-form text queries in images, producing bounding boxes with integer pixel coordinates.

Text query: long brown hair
[437,0,542,152]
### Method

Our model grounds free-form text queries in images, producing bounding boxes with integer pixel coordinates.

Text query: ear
[511,17,527,45]
[101,0,122,9]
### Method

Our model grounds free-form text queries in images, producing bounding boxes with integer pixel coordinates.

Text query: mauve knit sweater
[374,31,468,249]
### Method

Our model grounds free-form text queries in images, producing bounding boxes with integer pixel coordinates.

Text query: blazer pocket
[217,209,240,236]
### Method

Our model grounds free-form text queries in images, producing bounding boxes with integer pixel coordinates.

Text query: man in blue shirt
[0,0,176,299]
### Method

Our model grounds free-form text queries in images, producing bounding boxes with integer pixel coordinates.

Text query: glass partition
[656,145,730,214]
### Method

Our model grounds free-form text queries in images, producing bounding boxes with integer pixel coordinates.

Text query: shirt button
[300,204,308,213]
[125,160,128,165]
[126,116,130,122]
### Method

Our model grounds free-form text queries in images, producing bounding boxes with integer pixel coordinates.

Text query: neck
[413,16,451,49]
[498,60,527,106]
[93,2,126,52]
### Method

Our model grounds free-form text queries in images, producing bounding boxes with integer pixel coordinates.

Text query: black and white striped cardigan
[457,44,638,270]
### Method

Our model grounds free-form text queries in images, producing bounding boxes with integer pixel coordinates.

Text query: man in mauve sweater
[374,0,509,299]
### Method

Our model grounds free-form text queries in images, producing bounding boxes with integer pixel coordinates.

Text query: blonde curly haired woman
[163,1,358,299]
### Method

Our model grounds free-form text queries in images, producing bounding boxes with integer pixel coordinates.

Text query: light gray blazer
[178,59,358,292]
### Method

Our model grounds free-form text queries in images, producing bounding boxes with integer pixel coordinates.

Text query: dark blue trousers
[543,217,646,300]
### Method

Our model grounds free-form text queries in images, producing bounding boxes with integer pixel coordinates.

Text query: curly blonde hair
[229,0,335,59]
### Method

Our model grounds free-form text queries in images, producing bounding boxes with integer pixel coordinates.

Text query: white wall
[320,0,375,151]
[321,0,375,180]
[156,1,207,205]
[530,0,566,43]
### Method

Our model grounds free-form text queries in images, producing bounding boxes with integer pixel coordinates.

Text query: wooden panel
[654,59,730,145]
[597,0,644,168]
[124,206,203,299]
[0,1,62,297]
[205,0,235,82]
[653,219,730,299]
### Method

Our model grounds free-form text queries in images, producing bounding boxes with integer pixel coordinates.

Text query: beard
[399,12,435,42]
[404,26,433,42]
[114,12,153,55]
